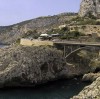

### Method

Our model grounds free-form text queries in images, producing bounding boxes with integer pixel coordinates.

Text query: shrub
[60,31,84,40]
[87,12,96,19]
[95,21,100,25]
[71,16,97,25]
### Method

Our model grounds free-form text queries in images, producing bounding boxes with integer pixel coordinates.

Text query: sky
[0,0,81,26]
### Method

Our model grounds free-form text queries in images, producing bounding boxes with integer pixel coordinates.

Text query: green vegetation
[47,27,69,35]
[60,31,85,40]
[71,16,97,25]
[47,27,85,40]
[16,38,20,44]
[22,29,40,39]
[87,12,97,19]
[95,21,100,25]
[89,59,100,71]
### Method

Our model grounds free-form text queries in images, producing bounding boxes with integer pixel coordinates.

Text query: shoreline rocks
[82,73,100,82]
[71,77,100,99]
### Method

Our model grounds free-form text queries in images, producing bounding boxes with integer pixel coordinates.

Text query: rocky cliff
[0,45,67,87]
[79,0,100,17]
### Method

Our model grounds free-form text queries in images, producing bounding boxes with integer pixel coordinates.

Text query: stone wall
[20,39,53,46]
[20,39,33,46]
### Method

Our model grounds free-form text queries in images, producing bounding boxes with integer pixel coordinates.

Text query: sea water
[0,78,90,99]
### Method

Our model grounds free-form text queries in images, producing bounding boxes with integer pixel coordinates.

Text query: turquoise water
[0,78,90,99]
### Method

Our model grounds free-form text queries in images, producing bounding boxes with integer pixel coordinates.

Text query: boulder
[82,73,100,82]
[0,45,68,87]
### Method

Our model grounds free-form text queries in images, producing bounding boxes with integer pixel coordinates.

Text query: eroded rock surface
[0,45,68,87]
[0,45,99,88]
[79,0,100,17]
[82,73,100,82]
[71,77,100,99]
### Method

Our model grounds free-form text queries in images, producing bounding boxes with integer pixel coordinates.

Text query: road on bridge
[53,41,100,47]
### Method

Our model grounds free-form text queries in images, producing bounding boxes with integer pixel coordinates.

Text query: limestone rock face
[71,77,100,99]
[0,45,67,87]
[82,73,100,82]
[79,0,100,17]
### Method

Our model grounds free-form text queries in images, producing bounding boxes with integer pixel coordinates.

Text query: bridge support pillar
[64,45,66,57]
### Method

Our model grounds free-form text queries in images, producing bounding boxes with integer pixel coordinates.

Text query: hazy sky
[0,0,81,26]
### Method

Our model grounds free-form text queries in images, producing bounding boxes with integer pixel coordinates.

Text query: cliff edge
[79,0,100,17]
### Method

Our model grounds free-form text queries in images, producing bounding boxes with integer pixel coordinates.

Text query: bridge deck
[54,41,100,46]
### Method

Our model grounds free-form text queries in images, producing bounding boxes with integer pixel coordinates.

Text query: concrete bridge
[20,39,100,59]
[53,41,100,59]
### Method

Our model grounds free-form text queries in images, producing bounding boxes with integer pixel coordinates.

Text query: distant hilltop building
[79,0,100,17]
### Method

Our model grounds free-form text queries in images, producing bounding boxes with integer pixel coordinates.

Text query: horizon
[0,0,81,26]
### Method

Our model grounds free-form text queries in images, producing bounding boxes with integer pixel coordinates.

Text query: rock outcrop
[0,45,67,87]
[79,0,100,17]
[0,45,97,87]
[0,45,99,87]
[71,77,100,99]
[82,73,100,82]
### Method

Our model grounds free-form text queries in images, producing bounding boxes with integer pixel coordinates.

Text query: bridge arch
[65,46,99,59]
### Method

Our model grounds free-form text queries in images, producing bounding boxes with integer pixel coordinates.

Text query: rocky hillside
[0,13,77,44]
[1,0,100,44]
[79,0,100,17]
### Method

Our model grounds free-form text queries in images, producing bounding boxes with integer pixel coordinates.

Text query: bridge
[53,41,100,59]
[54,41,100,46]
